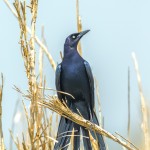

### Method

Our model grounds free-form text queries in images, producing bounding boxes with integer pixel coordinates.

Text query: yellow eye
[72,35,76,39]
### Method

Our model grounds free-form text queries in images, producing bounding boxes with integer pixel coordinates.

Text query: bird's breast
[61,62,89,99]
[62,63,84,86]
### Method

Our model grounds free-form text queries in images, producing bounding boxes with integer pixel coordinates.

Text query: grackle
[54,30,106,150]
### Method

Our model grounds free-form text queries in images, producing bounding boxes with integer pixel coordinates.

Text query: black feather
[54,30,106,150]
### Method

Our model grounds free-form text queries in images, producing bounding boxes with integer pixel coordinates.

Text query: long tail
[81,127,92,150]
[54,117,73,150]
[73,123,80,150]
[91,111,106,150]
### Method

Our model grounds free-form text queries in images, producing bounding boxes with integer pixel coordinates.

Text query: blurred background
[1,0,150,149]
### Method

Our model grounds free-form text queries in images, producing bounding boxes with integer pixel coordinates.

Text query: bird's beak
[77,30,90,40]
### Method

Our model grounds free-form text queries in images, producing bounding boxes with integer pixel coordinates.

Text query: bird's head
[64,30,90,49]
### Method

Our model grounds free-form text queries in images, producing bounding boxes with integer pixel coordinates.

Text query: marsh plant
[0,0,150,150]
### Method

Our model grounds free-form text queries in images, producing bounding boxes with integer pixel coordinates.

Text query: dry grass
[10,1,56,149]
[76,0,82,56]
[0,74,5,150]
[1,0,148,150]
[38,97,138,150]
[4,0,56,71]
[132,52,150,150]
[12,85,138,150]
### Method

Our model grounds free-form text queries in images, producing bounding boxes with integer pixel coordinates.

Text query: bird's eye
[72,35,76,39]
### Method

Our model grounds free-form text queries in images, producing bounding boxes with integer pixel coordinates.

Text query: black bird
[54,30,106,150]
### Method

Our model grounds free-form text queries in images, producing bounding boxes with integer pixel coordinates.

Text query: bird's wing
[55,64,73,150]
[84,61,94,112]
[84,61,106,149]
[90,111,106,149]
[55,63,62,101]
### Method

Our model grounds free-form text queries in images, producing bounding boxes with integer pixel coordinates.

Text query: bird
[54,30,106,150]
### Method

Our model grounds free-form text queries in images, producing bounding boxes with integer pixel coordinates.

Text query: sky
[1,0,150,149]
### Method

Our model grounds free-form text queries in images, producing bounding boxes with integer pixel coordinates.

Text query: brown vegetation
[1,0,149,150]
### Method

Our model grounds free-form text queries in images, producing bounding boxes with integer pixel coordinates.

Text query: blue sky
[1,0,150,149]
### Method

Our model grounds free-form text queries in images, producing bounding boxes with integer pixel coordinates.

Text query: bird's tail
[73,123,80,150]
[81,127,92,150]
[54,117,73,150]
[91,111,106,150]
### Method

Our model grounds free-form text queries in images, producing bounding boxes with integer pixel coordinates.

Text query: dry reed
[28,94,137,150]
[11,1,55,149]
[132,52,150,150]
[3,0,56,71]
[95,78,103,127]
[128,67,131,146]
[1,0,142,150]
[76,0,82,56]
[0,74,5,150]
